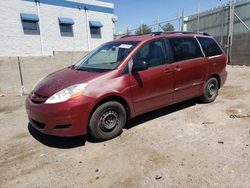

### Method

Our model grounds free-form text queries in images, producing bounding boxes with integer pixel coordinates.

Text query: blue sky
[104,0,229,32]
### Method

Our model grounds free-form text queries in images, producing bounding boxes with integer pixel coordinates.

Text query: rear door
[129,39,174,115]
[168,37,208,102]
[197,37,226,77]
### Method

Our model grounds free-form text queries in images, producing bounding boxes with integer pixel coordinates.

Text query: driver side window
[133,40,167,68]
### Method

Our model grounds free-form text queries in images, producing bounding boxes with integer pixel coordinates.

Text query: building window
[89,21,103,38]
[20,13,40,35]
[90,27,101,38]
[58,17,74,37]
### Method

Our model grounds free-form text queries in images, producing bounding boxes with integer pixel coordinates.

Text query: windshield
[73,41,139,72]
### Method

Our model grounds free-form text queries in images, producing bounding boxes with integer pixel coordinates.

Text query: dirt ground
[0,65,250,188]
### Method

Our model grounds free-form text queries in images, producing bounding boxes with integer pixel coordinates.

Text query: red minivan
[26,32,227,141]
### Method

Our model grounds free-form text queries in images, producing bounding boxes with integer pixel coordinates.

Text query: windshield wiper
[74,66,112,73]
[75,67,93,72]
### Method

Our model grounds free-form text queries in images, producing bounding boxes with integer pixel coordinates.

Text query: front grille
[31,118,46,129]
[30,92,48,104]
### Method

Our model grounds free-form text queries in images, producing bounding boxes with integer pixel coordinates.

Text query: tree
[135,24,152,35]
[161,23,175,32]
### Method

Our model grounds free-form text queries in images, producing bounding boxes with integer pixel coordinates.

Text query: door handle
[174,65,182,72]
[164,68,172,73]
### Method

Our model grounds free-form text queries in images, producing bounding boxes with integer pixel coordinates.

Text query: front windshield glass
[74,41,139,71]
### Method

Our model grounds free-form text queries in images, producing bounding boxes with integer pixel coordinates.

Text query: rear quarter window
[197,37,223,57]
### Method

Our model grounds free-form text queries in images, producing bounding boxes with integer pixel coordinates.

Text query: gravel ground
[0,65,250,188]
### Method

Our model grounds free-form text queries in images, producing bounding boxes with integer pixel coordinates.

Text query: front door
[129,39,174,115]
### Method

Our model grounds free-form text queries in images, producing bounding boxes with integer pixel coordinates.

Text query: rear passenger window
[169,37,203,62]
[133,40,168,68]
[197,37,222,57]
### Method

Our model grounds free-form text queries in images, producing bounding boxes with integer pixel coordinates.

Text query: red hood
[33,68,105,97]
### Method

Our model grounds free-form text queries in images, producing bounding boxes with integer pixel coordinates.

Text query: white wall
[0,0,42,56]
[0,0,115,56]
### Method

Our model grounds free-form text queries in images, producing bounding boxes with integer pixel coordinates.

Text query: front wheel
[88,101,126,141]
[199,77,219,103]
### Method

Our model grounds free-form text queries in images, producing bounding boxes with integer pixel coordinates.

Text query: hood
[33,68,105,97]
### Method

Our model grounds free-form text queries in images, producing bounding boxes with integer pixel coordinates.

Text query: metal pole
[197,2,200,32]
[177,9,180,31]
[233,11,250,32]
[157,16,160,32]
[85,7,90,51]
[181,8,185,31]
[227,0,235,64]
[220,8,225,45]
[179,9,182,31]
[17,57,25,96]
[36,0,44,56]
[141,22,143,34]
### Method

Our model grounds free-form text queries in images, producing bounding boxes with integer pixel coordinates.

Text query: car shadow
[28,98,198,148]
[28,124,90,149]
[125,98,197,129]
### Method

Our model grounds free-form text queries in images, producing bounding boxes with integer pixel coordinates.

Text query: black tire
[88,101,126,141]
[199,77,219,103]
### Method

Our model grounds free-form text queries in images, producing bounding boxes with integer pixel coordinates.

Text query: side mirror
[132,60,148,72]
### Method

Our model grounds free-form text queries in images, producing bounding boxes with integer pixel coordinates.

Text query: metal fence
[184,0,250,36]
[116,0,250,65]
[114,14,184,38]
[184,0,250,64]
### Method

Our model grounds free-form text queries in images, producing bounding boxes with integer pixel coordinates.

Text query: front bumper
[26,95,95,137]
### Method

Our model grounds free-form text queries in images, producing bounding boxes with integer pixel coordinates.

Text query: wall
[0,0,42,56]
[0,51,87,95]
[231,33,250,65]
[0,0,114,57]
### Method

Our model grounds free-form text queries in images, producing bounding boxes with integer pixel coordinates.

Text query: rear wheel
[199,77,219,103]
[88,101,126,141]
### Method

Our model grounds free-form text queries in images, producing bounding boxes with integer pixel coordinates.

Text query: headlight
[45,83,87,104]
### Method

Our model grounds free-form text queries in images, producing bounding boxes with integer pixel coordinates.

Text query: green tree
[135,24,152,35]
[162,23,175,32]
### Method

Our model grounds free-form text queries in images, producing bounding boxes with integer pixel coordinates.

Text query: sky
[104,0,229,32]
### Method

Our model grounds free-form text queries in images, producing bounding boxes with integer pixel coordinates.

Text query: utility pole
[227,0,235,64]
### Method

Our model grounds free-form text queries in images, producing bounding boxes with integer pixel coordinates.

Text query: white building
[0,0,115,56]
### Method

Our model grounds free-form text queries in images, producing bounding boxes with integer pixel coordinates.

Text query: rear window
[169,37,203,62]
[197,37,223,57]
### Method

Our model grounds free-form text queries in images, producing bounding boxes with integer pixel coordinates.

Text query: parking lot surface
[0,66,250,187]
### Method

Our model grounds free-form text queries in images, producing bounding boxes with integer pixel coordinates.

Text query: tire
[88,101,126,141]
[199,77,219,103]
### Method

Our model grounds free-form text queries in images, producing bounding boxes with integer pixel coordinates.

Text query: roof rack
[159,31,211,36]
[120,31,210,38]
